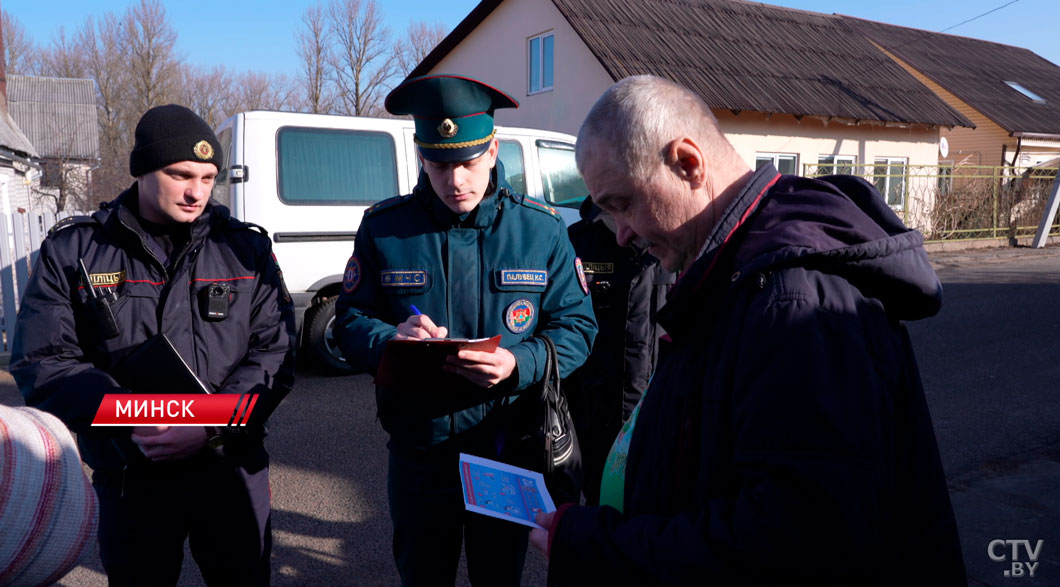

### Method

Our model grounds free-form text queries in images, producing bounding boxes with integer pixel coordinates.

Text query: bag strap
[537,334,561,401]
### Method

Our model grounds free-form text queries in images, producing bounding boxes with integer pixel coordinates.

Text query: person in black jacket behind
[530,75,966,585]
[10,104,296,586]
[565,196,674,505]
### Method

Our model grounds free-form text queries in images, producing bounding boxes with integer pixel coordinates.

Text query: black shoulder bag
[505,334,583,504]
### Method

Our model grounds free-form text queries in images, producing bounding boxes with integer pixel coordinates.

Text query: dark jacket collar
[94,183,224,260]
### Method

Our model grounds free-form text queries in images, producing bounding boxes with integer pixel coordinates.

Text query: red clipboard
[375,335,502,388]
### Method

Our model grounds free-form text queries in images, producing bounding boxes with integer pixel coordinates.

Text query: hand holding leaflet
[459,453,556,529]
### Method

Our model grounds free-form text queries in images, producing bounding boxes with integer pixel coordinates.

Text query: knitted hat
[129,104,223,177]
[0,405,97,585]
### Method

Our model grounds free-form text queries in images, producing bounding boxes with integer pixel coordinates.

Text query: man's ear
[664,137,706,188]
[487,138,500,166]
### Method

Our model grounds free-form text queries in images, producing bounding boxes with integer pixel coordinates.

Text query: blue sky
[5,0,1058,75]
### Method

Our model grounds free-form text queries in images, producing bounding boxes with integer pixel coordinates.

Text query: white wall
[428,0,614,135]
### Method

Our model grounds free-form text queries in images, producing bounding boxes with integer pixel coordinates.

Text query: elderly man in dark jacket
[530,75,966,585]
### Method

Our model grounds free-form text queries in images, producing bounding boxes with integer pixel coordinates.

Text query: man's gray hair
[576,75,722,182]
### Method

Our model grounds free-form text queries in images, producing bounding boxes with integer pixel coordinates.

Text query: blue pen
[409,304,422,316]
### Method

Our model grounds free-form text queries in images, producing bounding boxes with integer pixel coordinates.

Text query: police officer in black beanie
[11,104,297,586]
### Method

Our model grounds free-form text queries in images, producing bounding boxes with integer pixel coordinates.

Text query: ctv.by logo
[989,539,1044,578]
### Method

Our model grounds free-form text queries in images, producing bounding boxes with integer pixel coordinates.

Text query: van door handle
[229,165,249,183]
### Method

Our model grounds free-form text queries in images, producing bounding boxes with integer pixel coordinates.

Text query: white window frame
[755,153,798,175]
[817,154,856,176]
[528,32,554,95]
[937,160,953,197]
[873,156,908,209]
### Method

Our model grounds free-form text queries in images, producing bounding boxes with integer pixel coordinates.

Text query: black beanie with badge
[129,104,223,177]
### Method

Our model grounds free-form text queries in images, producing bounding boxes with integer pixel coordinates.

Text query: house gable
[420,0,613,133]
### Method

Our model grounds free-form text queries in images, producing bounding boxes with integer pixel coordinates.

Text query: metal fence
[803,163,1060,242]
[0,210,84,353]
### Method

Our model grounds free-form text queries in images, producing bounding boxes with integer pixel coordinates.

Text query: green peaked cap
[385,74,519,162]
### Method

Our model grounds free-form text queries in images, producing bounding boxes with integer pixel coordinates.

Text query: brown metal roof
[843,16,1060,136]
[412,0,972,128]
[551,0,971,127]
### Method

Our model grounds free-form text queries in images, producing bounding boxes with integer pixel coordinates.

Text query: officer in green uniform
[334,75,597,587]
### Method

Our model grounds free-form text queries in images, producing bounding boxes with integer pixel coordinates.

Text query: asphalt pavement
[915,245,1060,586]
[2,243,1058,586]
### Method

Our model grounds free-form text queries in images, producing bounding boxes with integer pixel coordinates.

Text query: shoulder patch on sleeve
[47,215,97,237]
[519,196,560,220]
[342,255,362,294]
[364,194,411,217]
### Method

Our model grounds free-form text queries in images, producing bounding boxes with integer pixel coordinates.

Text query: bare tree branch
[123,0,182,116]
[2,10,40,75]
[297,2,335,114]
[394,20,447,79]
[74,13,136,207]
[327,0,398,117]
[39,26,87,78]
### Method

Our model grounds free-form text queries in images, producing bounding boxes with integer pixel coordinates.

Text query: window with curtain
[873,157,907,208]
[277,127,397,205]
[755,153,798,175]
[817,154,856,176]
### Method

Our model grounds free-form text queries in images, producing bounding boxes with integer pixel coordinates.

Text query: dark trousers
[388,444,529,586]
[93,459,271,587]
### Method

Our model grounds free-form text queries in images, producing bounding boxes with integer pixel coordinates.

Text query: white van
[211,111,588,372]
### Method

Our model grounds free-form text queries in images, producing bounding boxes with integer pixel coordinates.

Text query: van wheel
[304,296,357,374]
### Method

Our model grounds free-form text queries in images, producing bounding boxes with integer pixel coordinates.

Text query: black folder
[111,333,211,395]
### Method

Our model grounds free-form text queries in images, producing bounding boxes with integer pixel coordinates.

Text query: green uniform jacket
[335,172,597,449]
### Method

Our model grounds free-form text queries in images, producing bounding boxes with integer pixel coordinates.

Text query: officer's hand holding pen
[394,304,448,340]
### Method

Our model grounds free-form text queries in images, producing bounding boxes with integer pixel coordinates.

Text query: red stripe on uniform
[191,276,255,282]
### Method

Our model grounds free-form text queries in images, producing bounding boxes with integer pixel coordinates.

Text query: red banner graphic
[91,394,258,426]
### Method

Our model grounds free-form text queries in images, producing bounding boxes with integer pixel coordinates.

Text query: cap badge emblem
[193,140,214,161]
[438,118,458,139]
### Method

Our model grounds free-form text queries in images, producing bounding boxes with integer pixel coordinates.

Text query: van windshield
[498,140,526,195]
[278,127,398,205]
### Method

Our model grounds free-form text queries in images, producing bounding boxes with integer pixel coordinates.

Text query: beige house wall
[717,111,941,229]
[426,0,613,134]
[717,111,940,170]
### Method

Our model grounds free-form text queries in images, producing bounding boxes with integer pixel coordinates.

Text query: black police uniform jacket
[334,170,597,450]
[547,165,966,585]
[566,198,673,430]
[10,184,297,473]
